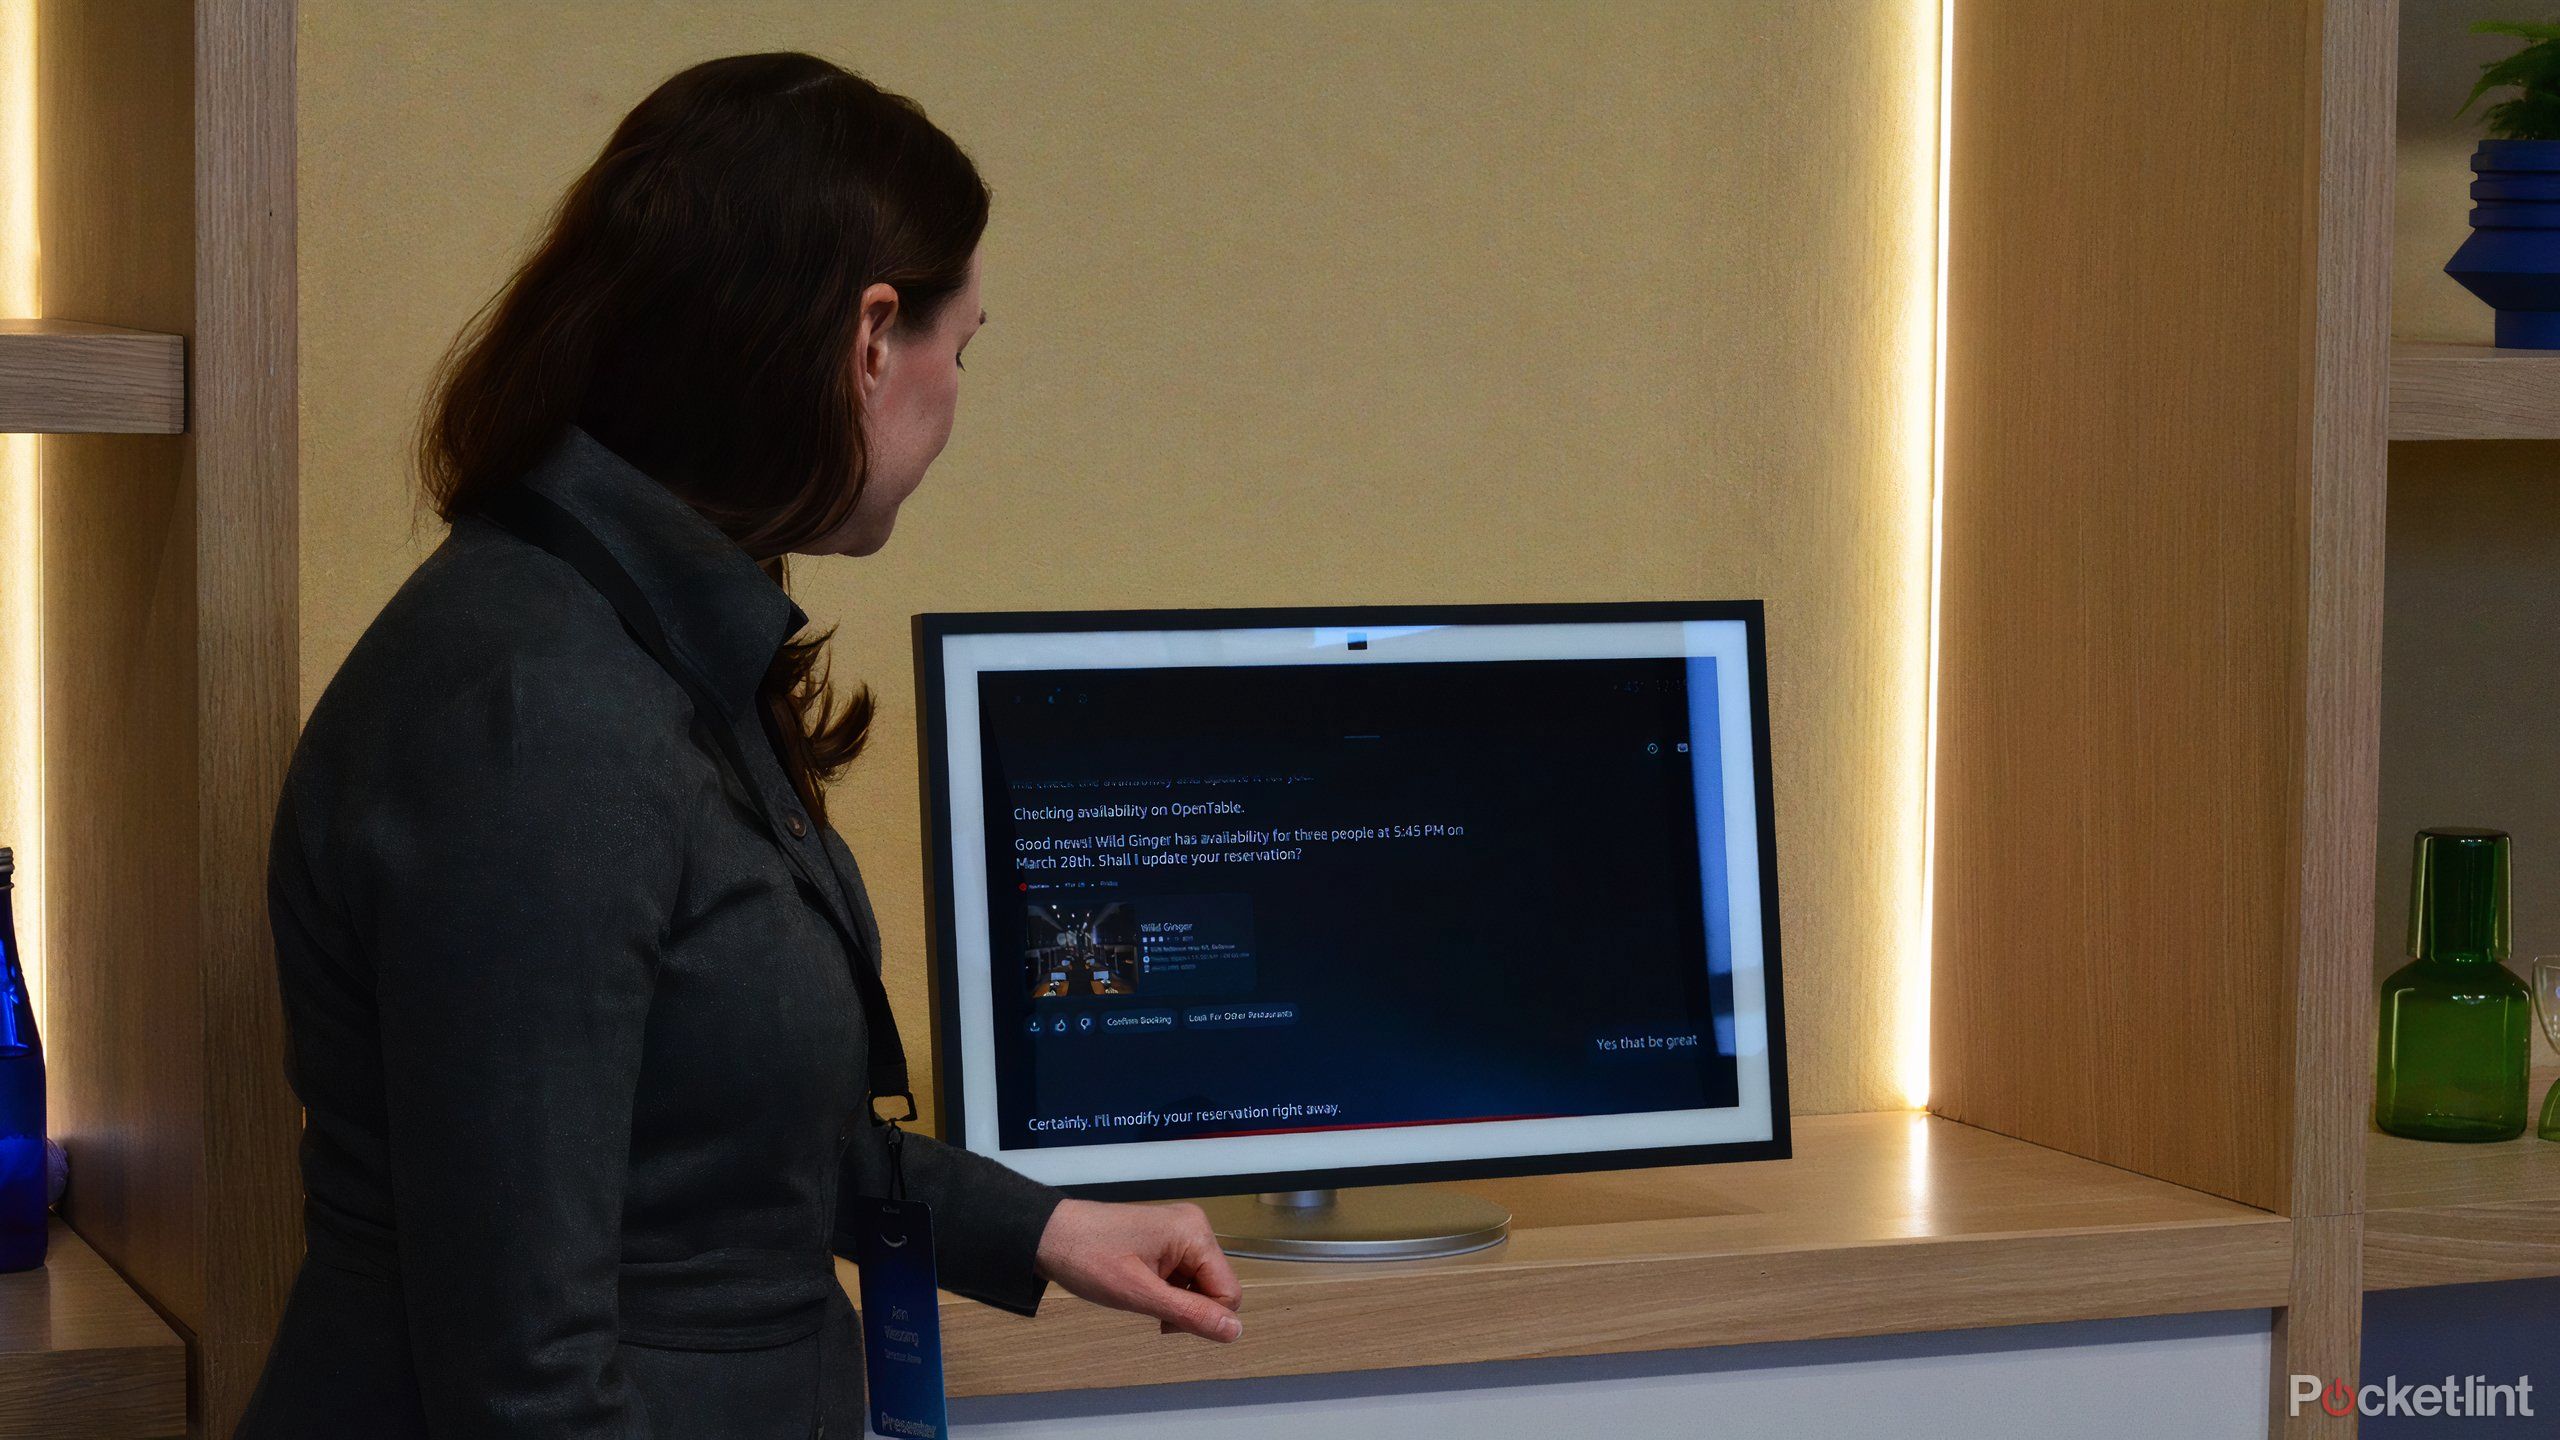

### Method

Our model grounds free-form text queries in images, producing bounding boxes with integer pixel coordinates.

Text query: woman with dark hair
[236,53,1239,1439]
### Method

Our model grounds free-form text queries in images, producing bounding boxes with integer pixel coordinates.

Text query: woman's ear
[852,281,903,400]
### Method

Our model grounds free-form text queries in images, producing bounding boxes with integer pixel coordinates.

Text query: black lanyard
[471,482,915,1125]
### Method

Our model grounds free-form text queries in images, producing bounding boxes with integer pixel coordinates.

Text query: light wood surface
[1934,0,2317,1214]
[31,2,305,1432]
[0,1222,187,1438]
[34,0,209,1361]
[192,0,305,1428]
[2292,0,2394,1229]
[2272,1214,2364,1439]
[2388,341,2560,441]
[1942,6,2399,1428]
[2271,2,2398,1430]
[0,321,184,434]
[909,1113,2290,1398]
[2363,1076,2560,1291]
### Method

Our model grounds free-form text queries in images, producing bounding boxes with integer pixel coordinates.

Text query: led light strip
[0,0,41,1021]
[1903,0,1954,1112]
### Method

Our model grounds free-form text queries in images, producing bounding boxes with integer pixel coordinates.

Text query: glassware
[2535,958,2560,1142]
[2375,829,2533,1142]
[0,847,44,1270]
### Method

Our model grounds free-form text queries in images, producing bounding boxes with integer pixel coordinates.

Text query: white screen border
[930,615,1778,1189]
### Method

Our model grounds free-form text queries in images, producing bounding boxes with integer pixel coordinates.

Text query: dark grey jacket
[236,429,1062,1438]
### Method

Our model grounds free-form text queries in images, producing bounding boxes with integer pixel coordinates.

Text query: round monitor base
[1200,1185,1511,1262]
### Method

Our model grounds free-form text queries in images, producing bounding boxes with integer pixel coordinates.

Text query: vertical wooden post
[2274,0,2394,1433]
[193,0,300,1428]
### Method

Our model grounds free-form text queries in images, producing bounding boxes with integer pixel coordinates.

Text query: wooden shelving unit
[2362,0,2560,1324]
[13,4,298,1434]
[0,1221,187,1438]
[2362,1072,2560,1292]
[0,320,186,434]
[2389,340,2560,441]
[922,1113,2292,1399]
[1932,4,2390,1435]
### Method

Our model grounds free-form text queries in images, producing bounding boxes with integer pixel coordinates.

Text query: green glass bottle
[2375,828,2533,1142]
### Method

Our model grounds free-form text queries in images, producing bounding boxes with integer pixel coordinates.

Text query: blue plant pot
[2448,140,2560,349]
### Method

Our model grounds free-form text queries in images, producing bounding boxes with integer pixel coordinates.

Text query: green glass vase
[2375,828,2533,1143]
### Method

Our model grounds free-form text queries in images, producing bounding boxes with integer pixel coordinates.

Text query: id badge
[849,1194,947,1440]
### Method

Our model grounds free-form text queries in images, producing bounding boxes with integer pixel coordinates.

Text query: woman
[238,53,1240,1438]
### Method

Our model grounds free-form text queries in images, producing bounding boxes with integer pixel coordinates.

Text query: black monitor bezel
[912,600,1790,1201]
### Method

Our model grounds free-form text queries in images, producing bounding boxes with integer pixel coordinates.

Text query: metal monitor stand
[1199,1185,1511,1262]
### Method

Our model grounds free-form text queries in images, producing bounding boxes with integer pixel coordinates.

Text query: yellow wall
[297,0,1940,1119]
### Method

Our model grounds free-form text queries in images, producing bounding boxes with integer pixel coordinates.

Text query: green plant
[2464,20,2560,140]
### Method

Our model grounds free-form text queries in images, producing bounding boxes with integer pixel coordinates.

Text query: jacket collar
[516,426,809,717]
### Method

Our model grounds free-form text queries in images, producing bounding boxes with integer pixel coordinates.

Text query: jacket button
[785,813,808,838]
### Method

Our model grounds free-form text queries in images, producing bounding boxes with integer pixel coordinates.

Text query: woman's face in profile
[812,250,985,557]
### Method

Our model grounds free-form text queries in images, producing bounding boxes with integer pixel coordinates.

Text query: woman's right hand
[1033,1198,1244,1342]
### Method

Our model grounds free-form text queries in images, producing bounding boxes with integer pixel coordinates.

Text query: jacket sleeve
[353,658,702,1437]
[817,831,1064,1316]
[837,1123,1064,1317]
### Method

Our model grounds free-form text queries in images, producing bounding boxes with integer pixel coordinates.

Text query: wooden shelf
[2363,1071,2560,1292]
[2389,340,2560,442]
[0,1220,187,1438]
[0,320,186,434]
[896,1112,2290,1399]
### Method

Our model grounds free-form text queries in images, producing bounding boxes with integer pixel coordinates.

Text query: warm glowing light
[1903,1108,1934,1204]
[1897,0,1953,1113]
[0,0,40,1023]
[0,0,27,311]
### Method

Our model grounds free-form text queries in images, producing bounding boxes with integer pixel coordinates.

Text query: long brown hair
[419,52,989,823]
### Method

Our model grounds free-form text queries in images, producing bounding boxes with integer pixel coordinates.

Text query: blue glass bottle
[0,846,45,1270]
